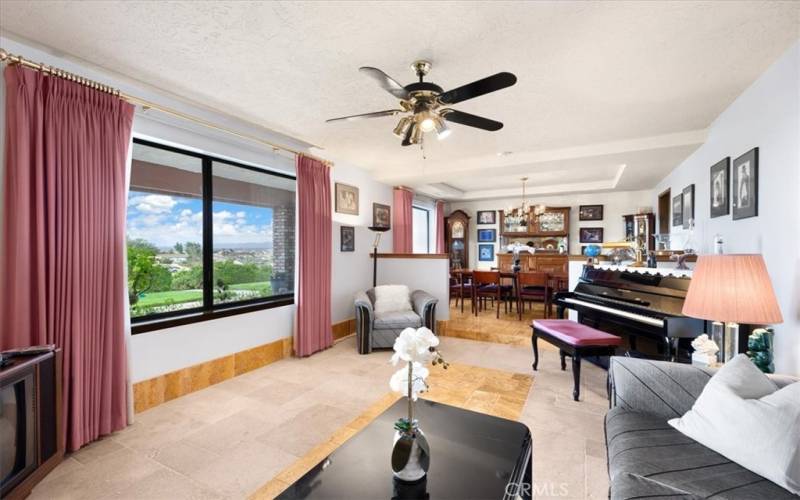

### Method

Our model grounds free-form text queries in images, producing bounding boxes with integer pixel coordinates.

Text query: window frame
[412,205,431,253]
[129,138,296,335]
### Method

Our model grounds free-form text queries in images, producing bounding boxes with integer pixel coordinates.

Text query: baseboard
[332,318,356,341]
[133,336,292,413]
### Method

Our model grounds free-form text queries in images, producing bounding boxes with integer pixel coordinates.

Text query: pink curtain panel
[295,155,333,357]
[435,200,446,253]
[0,65,134,451]
[393,187,414,253]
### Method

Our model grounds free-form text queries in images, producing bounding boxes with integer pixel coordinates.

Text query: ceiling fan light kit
[326,60,517,148]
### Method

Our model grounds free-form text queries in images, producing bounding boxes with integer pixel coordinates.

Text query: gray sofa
[354,289,438,354]
[606,356,798,499]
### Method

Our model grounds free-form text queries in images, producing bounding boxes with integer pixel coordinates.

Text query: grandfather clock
[445,210,470,269]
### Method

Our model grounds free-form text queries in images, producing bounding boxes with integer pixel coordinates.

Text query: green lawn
[136,289,203,307]
[229,281,271,292]
[134,282,272,310]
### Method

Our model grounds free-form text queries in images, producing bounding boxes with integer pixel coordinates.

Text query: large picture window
[412,206,430,253]
[127,139,295,332]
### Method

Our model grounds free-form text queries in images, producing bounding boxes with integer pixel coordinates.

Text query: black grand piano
[554,265,705,364]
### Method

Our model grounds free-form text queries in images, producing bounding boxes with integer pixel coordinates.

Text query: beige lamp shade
[682,254,783,324]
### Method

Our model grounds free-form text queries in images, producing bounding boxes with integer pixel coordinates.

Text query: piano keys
[554,266,705,363]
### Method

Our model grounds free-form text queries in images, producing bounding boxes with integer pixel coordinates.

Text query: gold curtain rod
[0,48,332,167]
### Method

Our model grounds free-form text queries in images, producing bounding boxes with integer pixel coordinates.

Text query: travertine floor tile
[33,304,610,500]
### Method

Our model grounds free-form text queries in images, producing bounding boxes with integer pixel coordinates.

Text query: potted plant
[389,327,448,482]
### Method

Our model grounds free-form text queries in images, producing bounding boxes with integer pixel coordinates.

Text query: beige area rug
[249,362,534,499]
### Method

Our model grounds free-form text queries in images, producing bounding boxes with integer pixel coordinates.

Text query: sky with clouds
[127,192,273,250]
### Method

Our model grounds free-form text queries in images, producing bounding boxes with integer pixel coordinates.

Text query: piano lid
[574,265,694,316]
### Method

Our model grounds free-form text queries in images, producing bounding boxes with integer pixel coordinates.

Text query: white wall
[447,190,653,269]
[331,163,394,324]
[375,256,450,322]
[654,42,800,375]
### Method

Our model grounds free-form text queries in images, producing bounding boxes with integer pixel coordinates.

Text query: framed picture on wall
[477,229,496,242]
[682,184,695,229]
[579,227,604,243]
[334,182,359,215]
[372,203,391,229]
[478,244,494,261]
[340,226,355,252]
[732,147,758,220]
[476,210,496,225]
[672,193,683,226]
[578,204,603,221]
[709,158,730,218]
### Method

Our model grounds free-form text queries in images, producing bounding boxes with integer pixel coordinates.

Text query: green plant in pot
[746,327,775,373]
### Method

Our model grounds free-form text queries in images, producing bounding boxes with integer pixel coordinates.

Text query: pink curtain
[0,65,134,451]
[393,187,414,253]
[295,155,332,356]
[435,200,446,253]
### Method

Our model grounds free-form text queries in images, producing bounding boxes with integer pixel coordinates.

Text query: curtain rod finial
[0,48,8,62]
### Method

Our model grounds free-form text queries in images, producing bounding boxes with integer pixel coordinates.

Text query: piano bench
[531,319,622,401]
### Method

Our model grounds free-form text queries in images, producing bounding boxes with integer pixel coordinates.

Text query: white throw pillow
[373,285,412,315]
[668,354,800,494]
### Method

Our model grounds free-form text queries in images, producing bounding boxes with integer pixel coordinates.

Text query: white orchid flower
[391,327,440,365]
[389,362,430,401]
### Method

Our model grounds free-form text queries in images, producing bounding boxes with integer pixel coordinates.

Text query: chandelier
[505,177,545,228]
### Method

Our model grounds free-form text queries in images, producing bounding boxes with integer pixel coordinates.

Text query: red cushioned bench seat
[531,319,621,401]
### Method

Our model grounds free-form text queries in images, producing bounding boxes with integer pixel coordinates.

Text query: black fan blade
[326,109,401,123]
[438,72,517,105]
[359,67,410,99]
[442,109,503,131]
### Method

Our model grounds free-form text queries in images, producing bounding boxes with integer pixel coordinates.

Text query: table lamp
[682,254,783,362]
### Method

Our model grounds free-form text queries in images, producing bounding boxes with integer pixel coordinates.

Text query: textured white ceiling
[1,1,797,199]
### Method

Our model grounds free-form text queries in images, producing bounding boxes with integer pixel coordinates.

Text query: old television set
[0,350,62,499]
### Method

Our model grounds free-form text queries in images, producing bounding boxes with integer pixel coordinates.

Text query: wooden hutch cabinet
[496,206,570,274]
[445,210,470,269]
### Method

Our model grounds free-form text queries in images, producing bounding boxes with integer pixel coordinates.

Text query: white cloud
[135,194,178,214]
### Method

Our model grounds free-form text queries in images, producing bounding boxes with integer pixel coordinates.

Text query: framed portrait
[477,229,496,242]
[340,226,355,252]
[682,184,695,229]
[334,183,359,215]
[372,203,391,229]
[578,204,603,221]
[579,227,604,244]
[476,210,496,225]
[732,147,758,220]
[672,194,683,227]
[709,158,730,218]
[478,244,494,262]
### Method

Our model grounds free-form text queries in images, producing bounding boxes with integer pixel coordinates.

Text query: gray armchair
[354,289,438,354]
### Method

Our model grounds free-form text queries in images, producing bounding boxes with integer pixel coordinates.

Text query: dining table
[451,269,569,320]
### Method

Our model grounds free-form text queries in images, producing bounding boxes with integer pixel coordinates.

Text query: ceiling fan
[326,60,517,146]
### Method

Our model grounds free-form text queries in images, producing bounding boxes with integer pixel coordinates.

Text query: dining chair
[518,271,550,319]
[449,270,472,313]
[472,270,513,318]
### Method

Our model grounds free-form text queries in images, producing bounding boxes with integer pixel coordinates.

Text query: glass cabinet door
[537,211,566,233]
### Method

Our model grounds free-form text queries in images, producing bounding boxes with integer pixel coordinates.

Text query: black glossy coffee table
[276,398,532,500]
